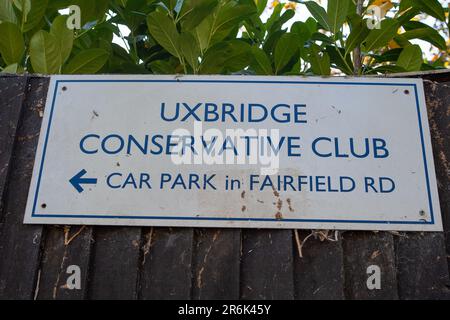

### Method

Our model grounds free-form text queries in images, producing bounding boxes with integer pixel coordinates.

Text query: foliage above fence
[0,0,448,76]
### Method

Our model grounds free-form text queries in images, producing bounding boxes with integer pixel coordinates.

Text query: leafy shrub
[0,0,448,75]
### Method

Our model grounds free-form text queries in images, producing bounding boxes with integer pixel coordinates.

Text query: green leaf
[304,1,331,31]
[402,21,446,51]
[416,0,445,21]
[274,33,298,74]
[265,2,283,32]
[304,17,318,34]
[345,16,369,56]
[149,59,178,74]
[370,48,403,63]
[0,22,25,65]
[364,19,399,52]
[255,0,267,15]
[396,44,422,72]
[392,34,411,47]
[50,15,74,64]
[291,21,312,45]
[309,44,330,75]
[1,63,18,73]
[399,0,414,12]
[161,0,178,11]
[29,30,61,74]
[13,0,31,29]
[311,32,334,44]
[365,65,406,75]
[262,29,285,55]
[327,0,350,35]
[194,2,255,52]
[212,3,256,35]
[250,46,272,75]
[22,0,48,32]
[73,0,109,25]
[0,0,17,23]
[268,9,295,34]
[397,7,421,26]
[401,29,446,51]
[147,11,181,58]
[63,49,109,74]
[13,0,30,14]
[200,40,251,74]
[179,32,200,72]
[326,45,353,75]
[178,0,219,30]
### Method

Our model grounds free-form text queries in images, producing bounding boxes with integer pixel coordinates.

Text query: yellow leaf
[388,39,400,49]
[270,0,280,9]
[369,0,394,18]
[284,2,296,10]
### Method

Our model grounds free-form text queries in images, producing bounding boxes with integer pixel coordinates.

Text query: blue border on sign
[31,79,435,225]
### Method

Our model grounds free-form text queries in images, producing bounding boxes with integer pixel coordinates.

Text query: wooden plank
[192,229,241,300]
[294,230,344,300]
[240,230,294,300]
[393,81,450,300]
[342,232,398,300]
[139,227,194,299]
[396,232,450,299]
[0,76,27,216]
[36,225,93,300]
[0,77,49,299]
[88,227,141,300]
[424,81,450,275]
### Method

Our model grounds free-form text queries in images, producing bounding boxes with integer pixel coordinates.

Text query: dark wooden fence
[0,73,449,300]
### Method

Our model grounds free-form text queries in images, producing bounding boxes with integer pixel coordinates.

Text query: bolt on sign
[24,75,442,231]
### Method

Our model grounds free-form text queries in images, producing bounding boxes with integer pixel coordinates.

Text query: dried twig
[33,269,41,300]
[294,230,341,258]
[141,227,154,266]
[294,230,314,258]
[64,225,86,246]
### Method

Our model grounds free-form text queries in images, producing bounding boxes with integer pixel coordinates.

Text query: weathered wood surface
[393,81,450,300]
[241,230,294,300]
[139,227,193,299]
[192,229,241,300]
[343,232,398,300]
[89,227,141,299]
[425,81,450,277]
[294,230,344,300]
[0,77,47,299]
[0,77,27,219]
[0,74,449,300]
[36,225,92,300]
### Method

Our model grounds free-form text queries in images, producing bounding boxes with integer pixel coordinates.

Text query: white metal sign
[24,75,442,231]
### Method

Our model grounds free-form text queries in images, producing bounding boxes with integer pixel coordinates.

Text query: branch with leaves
[0,0,448,75]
